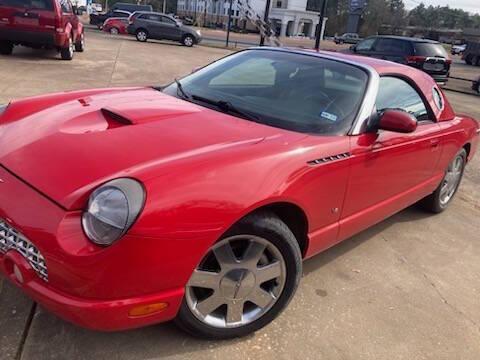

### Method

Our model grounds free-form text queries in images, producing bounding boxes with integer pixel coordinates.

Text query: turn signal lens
[128,302,169,317]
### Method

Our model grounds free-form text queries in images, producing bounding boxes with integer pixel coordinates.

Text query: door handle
[430,139,440,148]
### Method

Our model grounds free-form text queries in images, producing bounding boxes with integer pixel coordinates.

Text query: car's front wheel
[421,149,466,213]
[110,27,119,35]
[75,32,85,52]
[60,36,74,60]
[175,212,302,339]
[136,29,148,42]
[182,34,195,47]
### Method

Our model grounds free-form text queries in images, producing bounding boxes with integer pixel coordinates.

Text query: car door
[159,15,182,40]
[372,38,412,64]
[140,13,162,39]
[354,37,377,57]
[338,76,443,240]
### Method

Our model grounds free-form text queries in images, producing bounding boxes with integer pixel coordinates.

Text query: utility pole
[203,0,207,26]
[259,0,271,46]
[163,0,167,13]
[225,0,233,47]
[314,0,328,51]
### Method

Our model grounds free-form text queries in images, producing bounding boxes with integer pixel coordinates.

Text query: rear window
[414,43,448,58]
[0,0,53,9]
[375,38,411,54]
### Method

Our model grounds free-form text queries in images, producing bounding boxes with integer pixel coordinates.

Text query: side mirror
[377,109,417,133]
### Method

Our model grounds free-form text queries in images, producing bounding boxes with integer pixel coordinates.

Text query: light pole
[259,0,272,45]
[225,0,233,47]
[314,0,328,51]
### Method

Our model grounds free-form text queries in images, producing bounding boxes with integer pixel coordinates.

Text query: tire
[182,34,195,47]
[465,54,473,65]
[420,149,466,213]
[175,211,302,339]
[475,56,480,67]
[0,41,13,55]
[109,27,119,35]
[136,29,148,42]
[75,32,85,52]
[60,36,74,60]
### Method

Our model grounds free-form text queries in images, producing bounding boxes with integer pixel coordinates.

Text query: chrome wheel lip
[439,155,463,206]
[185,235,287,329]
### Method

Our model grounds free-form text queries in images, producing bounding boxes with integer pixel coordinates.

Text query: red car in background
[0,49,478,339]
[0,0,84,60]
[102,17,128,35]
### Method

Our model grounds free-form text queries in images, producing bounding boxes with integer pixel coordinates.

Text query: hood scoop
[101,108,133,128]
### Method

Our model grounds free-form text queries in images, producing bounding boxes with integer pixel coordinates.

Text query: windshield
[0,0,53,9]
[163,50,369,135]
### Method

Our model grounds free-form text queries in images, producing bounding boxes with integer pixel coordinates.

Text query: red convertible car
[0,48,478,339]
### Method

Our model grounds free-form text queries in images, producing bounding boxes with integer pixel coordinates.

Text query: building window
[276,0,282,7]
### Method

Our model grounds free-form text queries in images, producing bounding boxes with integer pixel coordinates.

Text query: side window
[60,0,72,13]
[374,39,409,54]
[161,16,176,24]
[113,11,128,17]
[376,77,429,121]
[356,38,375,52]
[209,58,276,86]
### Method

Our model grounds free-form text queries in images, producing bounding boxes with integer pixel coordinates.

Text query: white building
[176,0,320,38]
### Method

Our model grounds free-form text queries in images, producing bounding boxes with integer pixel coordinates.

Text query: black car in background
[127,12,202,47]
[350,36,451,83]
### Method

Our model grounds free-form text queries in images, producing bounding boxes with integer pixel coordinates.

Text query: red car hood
[0,88,300,210]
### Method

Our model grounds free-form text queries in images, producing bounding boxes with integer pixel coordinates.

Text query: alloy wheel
[185,235,287,329]
[69,37,74,57]
[110,28,119,35]
[183,36,194,47]
[439,154,464,206]
[137,31,147,42]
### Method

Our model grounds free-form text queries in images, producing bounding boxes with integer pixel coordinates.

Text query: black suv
[127,12,201,47]
[350,36,451,83]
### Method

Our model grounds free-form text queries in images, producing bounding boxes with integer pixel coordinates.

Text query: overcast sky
[404,0,480,14]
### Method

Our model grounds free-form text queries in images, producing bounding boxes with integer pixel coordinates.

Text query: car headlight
[82,178,145,246]
[196,30,201,36]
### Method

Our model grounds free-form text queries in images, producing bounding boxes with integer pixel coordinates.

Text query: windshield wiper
[191,94,260,122]
[175,78,191,100]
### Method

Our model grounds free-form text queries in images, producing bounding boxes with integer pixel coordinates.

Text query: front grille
[0,219,48,281]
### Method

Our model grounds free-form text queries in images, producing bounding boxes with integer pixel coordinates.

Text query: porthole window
[433,87,444,110]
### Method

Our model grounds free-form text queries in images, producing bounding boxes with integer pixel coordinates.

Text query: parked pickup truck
[462,41,480,66]
[334,33,361,45]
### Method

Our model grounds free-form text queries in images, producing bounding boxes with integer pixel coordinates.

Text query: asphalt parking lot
[1,30,479,360]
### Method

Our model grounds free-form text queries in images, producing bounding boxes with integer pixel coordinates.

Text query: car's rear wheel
[75,32,85,52]
[182,34,195,47]
[0,41,13,55]
[60,36,74,60]
[420,149,466,213]
[175,212,302,339]
[136,29,148,42]
[110,27,119,35]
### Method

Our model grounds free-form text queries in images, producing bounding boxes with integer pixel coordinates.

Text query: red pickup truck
[0,0,84,60]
